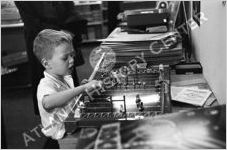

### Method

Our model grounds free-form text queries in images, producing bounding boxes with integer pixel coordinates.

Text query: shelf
[74,1,102,6]
[82,39,102,44]
[1,67,18,76]
[1,51,28,67]
[87,21,103,26]
[1,22,24,28]
[76,1,108,44]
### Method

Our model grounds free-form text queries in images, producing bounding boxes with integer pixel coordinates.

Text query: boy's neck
[45,70,64,82]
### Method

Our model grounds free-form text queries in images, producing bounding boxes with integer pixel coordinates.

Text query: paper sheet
[171,86,199,99]
[99,31,178,42]
[173,88,212,106]
[94,122,122,149]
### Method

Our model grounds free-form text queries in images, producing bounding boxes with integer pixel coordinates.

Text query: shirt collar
[44,71,70,89]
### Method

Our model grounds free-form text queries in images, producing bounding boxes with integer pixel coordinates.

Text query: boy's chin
[65,71,72,75]
[66,69,73,75]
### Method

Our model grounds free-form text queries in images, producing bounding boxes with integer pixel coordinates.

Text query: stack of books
[99,28,185,66]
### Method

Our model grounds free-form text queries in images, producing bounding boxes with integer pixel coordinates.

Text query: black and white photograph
[1,1,226,149]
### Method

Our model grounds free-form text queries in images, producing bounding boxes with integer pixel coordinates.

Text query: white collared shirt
[37,71,77,140]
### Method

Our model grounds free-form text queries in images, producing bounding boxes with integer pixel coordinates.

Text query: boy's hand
[81,79,89,85]
[85,80,103,92]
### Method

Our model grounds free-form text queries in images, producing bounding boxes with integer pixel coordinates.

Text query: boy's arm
[42,80,102,111]
[42,85,86,111]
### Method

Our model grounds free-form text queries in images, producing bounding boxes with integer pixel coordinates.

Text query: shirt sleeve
[37,79,58,110]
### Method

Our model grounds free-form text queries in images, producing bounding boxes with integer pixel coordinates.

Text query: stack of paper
[171,86,212,106]
[99,28,185,65]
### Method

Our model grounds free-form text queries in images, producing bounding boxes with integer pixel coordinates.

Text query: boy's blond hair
[33,29,72,62]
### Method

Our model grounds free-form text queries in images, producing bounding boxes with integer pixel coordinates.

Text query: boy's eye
[62,57,68,61]
[61,51,75,61]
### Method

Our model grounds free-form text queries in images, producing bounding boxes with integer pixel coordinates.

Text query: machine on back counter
[65,53,172,128]
[126,8,169,33]
[119,1,170,33]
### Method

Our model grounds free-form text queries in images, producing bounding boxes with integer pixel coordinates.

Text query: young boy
[33,29,102,140]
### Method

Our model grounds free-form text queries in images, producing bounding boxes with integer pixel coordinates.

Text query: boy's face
[47,43,75,76]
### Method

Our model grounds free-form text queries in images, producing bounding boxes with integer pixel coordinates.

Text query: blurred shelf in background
[74,1,109,43]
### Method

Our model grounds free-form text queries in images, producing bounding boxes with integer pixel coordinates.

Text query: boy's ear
[41,58,51,69]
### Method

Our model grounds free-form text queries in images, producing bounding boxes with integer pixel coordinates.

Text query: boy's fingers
[85,80,103,91]
[81,79,89,85]
[83,79,88,82]
[97,81,103,88]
